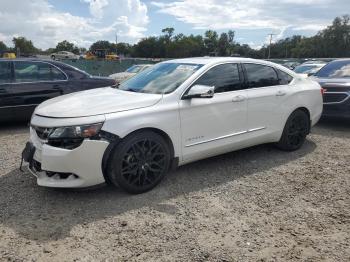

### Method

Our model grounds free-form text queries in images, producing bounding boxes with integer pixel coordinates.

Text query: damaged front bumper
[22,130,109,188]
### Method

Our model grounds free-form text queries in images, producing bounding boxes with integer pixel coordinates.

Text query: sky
[0,0,349,50]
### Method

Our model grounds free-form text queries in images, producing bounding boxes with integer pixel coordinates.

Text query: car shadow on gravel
[0,140,316,242]
[314,118,350,138]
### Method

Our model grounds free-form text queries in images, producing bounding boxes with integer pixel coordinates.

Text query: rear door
[8,61,67,119]
[243,63,293,137]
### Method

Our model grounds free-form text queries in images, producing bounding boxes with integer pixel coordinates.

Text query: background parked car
[109,64,153,83]
[293,62,326,77]
[50,51,79,61]
[282,61,300,70]
[0,58,116,121]
[311,58,350,118]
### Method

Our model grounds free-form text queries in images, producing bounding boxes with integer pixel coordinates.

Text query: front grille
[323,93,349,103]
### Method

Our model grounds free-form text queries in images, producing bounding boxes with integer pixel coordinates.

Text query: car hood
[35,87,162,118]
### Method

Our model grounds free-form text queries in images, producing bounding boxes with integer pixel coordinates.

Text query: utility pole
[115,33,118,55]
[267,33,276,59]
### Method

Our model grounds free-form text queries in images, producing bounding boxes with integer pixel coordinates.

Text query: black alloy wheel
[107,131,171,194]
[277,110,309,151]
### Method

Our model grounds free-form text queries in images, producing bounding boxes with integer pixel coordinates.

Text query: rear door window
[244,63,280,88]
[14,61,66,82]
[0,61,12,84]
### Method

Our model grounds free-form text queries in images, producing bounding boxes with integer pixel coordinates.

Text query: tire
[107,131,171,194]
[51,55,55,60]
[276,110,309,151]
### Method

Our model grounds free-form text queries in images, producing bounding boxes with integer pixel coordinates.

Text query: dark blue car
[0,58,116,121]
[312,59,350,118]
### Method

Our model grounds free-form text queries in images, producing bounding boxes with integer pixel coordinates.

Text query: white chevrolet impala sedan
[22,57,323,194]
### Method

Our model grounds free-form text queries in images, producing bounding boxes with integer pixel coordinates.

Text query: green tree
[133,37,165,58]
[89,40,116,53]
[116,43,133,56]
[0,41,8,53]
[161,27,175,41]
[218,33,229,56]
[12,37,37,54]
[55,40,79,54]
[204,30,218,55]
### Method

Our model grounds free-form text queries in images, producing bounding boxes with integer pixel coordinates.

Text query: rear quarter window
[276,69,293,85]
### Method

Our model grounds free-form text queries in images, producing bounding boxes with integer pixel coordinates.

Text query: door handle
[232,95,245,102]
[276,90,286,96]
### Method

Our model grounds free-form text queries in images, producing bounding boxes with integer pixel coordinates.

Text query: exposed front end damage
[22,117,110,188]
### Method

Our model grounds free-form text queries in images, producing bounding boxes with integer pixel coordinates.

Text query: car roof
[131,64,153,67]
[0,58,89,74]
[297,63,326,67]
[0,58,72,66]
[165,57,282,66]
[328,58,350,63]
[0,58,53,62]
[162,57,296,74]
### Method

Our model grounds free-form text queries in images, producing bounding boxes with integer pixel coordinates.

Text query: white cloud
[152,0,284,30]
[0,0,149,49]
[151,0,348,34]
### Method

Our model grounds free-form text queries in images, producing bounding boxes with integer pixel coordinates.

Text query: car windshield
[315,60,350,78]
[294,65,320,74]
[119,63,203,94]
[126,65,143,73]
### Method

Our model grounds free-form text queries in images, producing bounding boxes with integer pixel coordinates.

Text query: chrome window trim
[0,104,39,109]
[185,127,266,147]
[0,79,68,86]
[323,91,350,105]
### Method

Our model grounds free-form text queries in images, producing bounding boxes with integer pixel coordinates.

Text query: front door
[179,63,247,162]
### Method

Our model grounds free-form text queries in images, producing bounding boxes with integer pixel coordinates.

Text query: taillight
[321,88,327,95]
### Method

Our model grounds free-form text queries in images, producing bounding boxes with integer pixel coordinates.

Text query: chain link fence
[62,58,160,76]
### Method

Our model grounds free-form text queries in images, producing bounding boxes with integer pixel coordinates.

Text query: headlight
[48,123,103,139]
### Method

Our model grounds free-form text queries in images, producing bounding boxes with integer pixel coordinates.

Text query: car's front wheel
[276,109,310,151]
[107,131,171,194]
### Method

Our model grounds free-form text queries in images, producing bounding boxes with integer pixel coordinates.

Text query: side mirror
[307,72,315,77]
[183,85,214,99]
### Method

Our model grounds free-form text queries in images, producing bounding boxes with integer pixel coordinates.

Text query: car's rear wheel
[107,131,171,194]
[276,110,309,151]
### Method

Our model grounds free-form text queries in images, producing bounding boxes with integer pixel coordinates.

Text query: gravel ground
[0,119,349,261]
